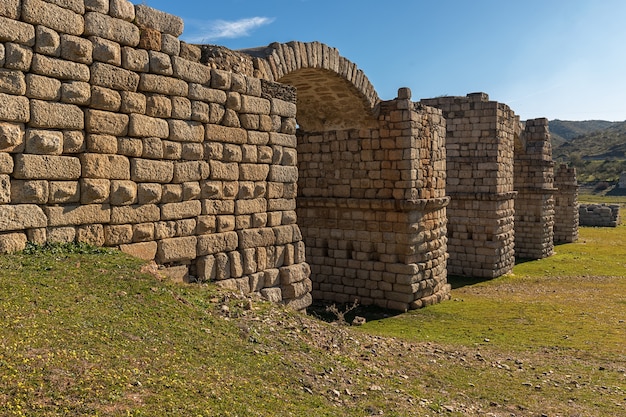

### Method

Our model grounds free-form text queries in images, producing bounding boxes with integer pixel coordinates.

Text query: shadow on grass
[446,274,495,290]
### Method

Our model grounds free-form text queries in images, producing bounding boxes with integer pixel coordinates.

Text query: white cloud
[184,17,275,43]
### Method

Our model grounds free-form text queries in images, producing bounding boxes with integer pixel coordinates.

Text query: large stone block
[110,180,137,205]
[173,160,209,183]
[171,56,211,84]
[90,62,140,92]
[84,11,140,46]
[14,154,80,180]
[209,161,238,181]
[22,0,84,36]
[48,181,80,203]
[91,36,122,66]
[110,0,135,22]
[131,158,173,183]
[238,227,275,249]
[129,114,169,138]
[119,241,157,260]
[269,165,298,183]
[0,0,20,19]
[0,154,14,174]
[32,54,90,82]
[204,124,247,144]
[196,231,238,256]
[11,180,49,204]
[0,122,25,152]
[30,100,83,130]
[60,34,93,64]
[110,204,159,224]
[134,4,184,37]
[0,69,26,95]
[0,93,29,123]
[0,204,46,231]
[168,120,204,142]
[0,16,35,46]
[80,153,130,179]
[85,109,128,136]
[0,232,27,254]
[241,95,271,115]
[76,224,105,246]
[189,83,227,104]
[25,129,63,155]
[26,74,61,100]
[35,25,61,56]
[161,200,201,221]
[61,81,91,105]
[45,204,111,227]
[156,236,197,263]
[139,73,187,96]
[121,47,149,73]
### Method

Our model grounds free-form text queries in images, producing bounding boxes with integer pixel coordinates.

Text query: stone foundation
[554,164,579,243]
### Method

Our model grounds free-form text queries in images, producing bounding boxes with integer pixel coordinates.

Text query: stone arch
[240,41,380,131]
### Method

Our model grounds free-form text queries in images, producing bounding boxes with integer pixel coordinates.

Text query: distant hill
[548,120,626,184]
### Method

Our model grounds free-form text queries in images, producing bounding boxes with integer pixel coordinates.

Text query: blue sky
[136,0,626,122]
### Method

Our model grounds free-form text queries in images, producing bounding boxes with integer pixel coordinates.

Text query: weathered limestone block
[46,226,75,243]
[91,36,121,66]
[84,12,140,46]
[25,129,63,155]
[79,153,130,179]
[0,232,27,254]
[189,84,227,106]
[85,109,128,136]
[44,0,84,14]
[146,95,171,118]
[0,122,25,152]
[86,134,118,154]
[168,120,204,143]
[35,25,61,56]
[0,0,21,19]
[45,204,111,226]
[0,175,9,203]
[0,153,13,174]
[132,222,154,242]
[171,97,192,120]
[14,154,80,180]
[196,231,238,256]
[122,47,149,73]
[271,98,297,118]
[139,74,187,96]
[26,74,61,101]
[110,0,136,22]
[90,86,121,111]
[77,224,105,246]
[22,0,84,36]
[131,158,173,183]
[284,293,312,310]
[3,43,32,73]
[30,100,83,130]
[209,160,238,181]
[0,204,46,231]
[110,204,160,224]
[204,125,246,145]
[148,51,172,75]
[62,131,84,153]
[171,56,211,84]
[134,4,184,37]
[0,93,29,123]
[239,164,269,181]
[173,161,209,183]
[240,95,270,114]
[282,278,313,299]
[129,114,169,138]
[48,181,80,203]
[118,92,145,115]
[104,224,132,245]
[61,81,91,105]
[59,34,93,64]
[235,198,267,216]
[181,142,202,160]
[0,16,35,46]
[90,62,140,91]
[238,227,275,249]
[160,33,180,56]
[156,236,196,263]
[138,26,160,52]
[269,165,298,183]
[84,0,108,13]
[119,241,157,260]
[0,69,26,95]
[110,180,137,205]
[161,200,201,221]
[10,179,48,204]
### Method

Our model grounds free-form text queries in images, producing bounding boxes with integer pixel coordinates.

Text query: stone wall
[554,164,579,243]
[579,204,620,227]
[297,91,450,310]
[0,0,311,310]
[514,118,555,259]
[421,93,518,278]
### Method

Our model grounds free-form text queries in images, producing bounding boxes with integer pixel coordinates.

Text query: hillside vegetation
[1,232,625,416]
[549,119,626,184]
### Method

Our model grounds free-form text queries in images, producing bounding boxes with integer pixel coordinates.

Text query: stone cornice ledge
[297,197,450,212]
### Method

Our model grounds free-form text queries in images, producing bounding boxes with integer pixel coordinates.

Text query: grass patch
[1,232,625,416]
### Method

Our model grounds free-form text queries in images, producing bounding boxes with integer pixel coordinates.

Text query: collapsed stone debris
[0,0,579,311]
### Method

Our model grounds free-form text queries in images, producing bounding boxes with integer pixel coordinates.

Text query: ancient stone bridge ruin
[0,1,578,311]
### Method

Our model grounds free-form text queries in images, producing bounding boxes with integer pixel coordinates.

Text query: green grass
[1,230,626,416]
